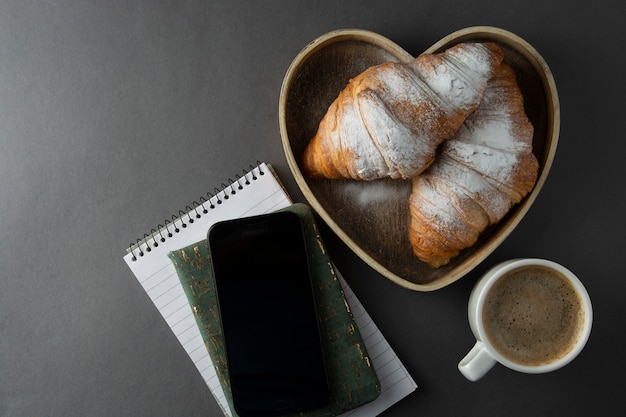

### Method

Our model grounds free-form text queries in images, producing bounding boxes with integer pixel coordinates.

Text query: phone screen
[208,211,329,417]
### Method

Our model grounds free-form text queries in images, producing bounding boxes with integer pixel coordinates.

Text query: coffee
[482,265,585,366]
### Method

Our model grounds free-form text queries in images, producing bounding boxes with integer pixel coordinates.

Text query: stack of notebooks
[123,162,416,416]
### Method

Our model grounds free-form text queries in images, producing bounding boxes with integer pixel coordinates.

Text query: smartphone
[208,211,329,417]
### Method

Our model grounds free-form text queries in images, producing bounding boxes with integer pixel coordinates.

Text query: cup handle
[458,341,497,381]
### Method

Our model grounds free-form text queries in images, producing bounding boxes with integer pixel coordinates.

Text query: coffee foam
[482,266,584,366]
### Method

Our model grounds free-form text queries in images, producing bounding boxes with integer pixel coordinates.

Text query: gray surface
[1,0,624,416]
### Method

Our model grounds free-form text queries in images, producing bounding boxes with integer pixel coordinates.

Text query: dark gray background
[1,0,623,415]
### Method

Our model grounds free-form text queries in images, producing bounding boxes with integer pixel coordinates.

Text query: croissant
[408,63,539,268]
[301,42,504,180]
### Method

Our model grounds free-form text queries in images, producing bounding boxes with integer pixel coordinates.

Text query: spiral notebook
[123,162,416,416]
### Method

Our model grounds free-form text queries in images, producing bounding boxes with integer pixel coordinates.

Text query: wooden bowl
[279,27,559,291]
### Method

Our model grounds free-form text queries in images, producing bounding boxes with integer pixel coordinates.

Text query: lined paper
[124,163,291,416]
[123,162,416,416]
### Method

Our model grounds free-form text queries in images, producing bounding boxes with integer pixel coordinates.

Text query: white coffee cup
[458,258,592,381]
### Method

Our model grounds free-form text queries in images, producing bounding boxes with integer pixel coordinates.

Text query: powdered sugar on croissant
[409,63,539,267]
[301,42,504,180]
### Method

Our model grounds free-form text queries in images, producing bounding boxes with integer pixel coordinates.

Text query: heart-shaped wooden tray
[279,27,559,291]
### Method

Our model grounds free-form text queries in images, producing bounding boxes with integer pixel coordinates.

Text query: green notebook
[167,203,380,417]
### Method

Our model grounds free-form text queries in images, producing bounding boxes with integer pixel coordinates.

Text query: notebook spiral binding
[128,162,266,261]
